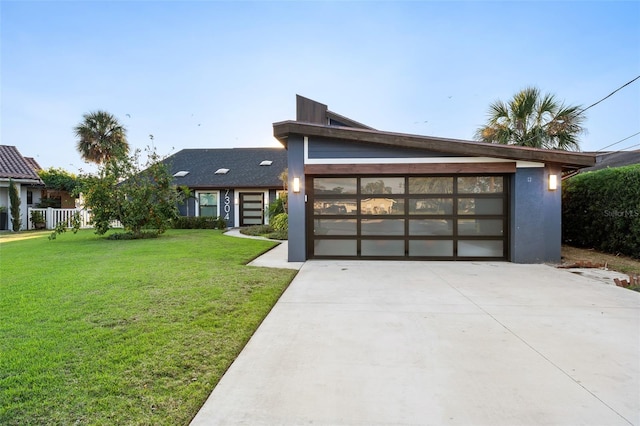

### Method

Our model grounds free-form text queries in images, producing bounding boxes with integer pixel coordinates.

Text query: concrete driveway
[191,260,640,426]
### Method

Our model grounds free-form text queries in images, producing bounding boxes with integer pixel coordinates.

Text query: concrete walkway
[192,239,640,425]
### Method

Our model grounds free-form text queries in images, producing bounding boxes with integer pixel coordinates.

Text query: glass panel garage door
[309,175,507,260]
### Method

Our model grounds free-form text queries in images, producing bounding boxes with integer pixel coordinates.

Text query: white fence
[27,208,122,230]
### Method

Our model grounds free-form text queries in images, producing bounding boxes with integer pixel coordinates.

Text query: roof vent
[214,168,230,175]
[260,160,273,166]
[173,170,190,177]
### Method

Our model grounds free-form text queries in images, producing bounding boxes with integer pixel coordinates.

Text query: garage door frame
[307,174,509,261]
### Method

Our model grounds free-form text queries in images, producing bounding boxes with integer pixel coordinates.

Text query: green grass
[0,229,297,425]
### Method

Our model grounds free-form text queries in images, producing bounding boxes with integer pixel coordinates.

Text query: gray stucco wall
[287,136,307,262]
[308,137,458,159]
[510,166,562,263]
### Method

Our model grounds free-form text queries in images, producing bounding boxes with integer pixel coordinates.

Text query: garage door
[308,175,508,260]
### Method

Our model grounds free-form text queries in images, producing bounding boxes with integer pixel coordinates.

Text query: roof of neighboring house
[579,150,640,172]
[24,157,42,172]
[0,145,44,183]
[275,96,596,170]
[163,148,287,189]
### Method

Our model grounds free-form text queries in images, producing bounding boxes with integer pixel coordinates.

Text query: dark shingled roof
[580,150,640,172]
[163,148,287,189]
[0,145,43,181]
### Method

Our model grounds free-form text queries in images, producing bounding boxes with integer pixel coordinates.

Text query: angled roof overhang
[273,120,596,170]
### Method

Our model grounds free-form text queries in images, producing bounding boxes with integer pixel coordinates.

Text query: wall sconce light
[292,177,301,193]
[548,174,558,191]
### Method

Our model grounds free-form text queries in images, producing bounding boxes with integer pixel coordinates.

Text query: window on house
[199,193,218,217]
[27,191,33,204]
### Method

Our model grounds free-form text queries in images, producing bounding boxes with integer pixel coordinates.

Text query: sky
[2,0,639,174]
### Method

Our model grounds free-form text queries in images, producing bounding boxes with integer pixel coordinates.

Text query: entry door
[240,193,264,226]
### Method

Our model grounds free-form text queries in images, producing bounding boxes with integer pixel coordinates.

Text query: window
[199,193,218,217]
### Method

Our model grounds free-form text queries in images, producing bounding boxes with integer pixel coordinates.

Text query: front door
[240,193,264,226]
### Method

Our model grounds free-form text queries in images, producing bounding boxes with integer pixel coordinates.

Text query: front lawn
[0,229,297,425]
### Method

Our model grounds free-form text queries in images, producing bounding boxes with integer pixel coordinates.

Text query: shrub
[267,193,287,217]
[265,229,288,240]
[30,210,45,227]
[106,231,159,240]
[37,198,62,208]
[563,164,640,258]
[270,213,288,232]
[171,216,227,229]
[240,225,272,236]
[239,224,288,240]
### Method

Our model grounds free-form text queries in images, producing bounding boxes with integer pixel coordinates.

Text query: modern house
[0,145,44,230]
[164,148,287,227]
[274,96,596,263]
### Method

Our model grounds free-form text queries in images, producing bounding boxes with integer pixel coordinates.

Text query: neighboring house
[578,150,640,172]
[274,95,597,263]
[0,145,44,230]
[164,148,287,227]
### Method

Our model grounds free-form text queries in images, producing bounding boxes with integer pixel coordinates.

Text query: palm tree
[74,111,129,164]
[474,87,586,151]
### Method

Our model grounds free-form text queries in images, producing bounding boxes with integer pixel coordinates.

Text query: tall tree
[475,87,586,151]
[74,111,129,164]
[8,179,21,232]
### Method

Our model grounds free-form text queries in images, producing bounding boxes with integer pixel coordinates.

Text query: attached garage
[274,96,596,263]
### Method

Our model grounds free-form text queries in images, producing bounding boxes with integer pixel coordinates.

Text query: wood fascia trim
[273,121,596,167]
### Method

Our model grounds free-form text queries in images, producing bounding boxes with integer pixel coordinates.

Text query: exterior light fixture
[548,174,558,191]
[292,177,301,193]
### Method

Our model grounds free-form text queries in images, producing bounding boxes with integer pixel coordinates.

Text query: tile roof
[23,157,42,172]
[0,145,43,181]
[163,148,287,188]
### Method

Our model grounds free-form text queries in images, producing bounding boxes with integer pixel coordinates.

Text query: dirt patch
[562,245,640,276]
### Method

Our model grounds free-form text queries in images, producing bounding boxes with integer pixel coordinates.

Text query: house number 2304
[223,189,231,220]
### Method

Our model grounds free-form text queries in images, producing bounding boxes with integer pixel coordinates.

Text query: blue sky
[2,0,639,172]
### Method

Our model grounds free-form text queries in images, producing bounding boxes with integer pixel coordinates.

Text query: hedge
[562,164,640,258]
[172,216,227,229]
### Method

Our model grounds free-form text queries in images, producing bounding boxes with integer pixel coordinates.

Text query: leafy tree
[83,147,182,238]
[8,179,21,231]
[74,111,129,164]
[475,87,586,151]
[37,167,82,194]
[362,179,392,194]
